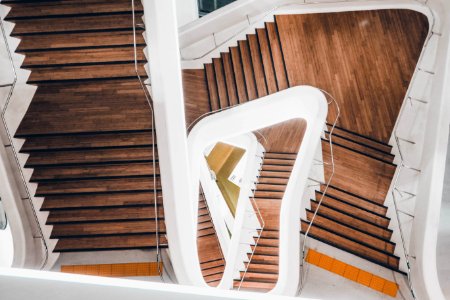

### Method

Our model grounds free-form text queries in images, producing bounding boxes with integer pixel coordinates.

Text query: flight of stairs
[234,152,296,291]
[4,0,167,252]
[302,125,400,271]
[197,195,225,286]
[204,22,289,111]
[201,16,403,290]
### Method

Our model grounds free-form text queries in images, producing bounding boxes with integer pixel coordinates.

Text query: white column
[175,0,199,27]
[142,0,205,286]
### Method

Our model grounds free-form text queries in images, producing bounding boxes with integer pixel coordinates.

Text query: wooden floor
[182,9,428,288]
[6,0,167,253]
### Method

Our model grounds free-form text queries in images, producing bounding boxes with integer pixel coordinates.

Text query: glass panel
[198,0,236,16]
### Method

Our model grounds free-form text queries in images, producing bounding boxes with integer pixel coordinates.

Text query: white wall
[176,0,199,27]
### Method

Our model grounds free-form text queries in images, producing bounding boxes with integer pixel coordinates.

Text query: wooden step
[253,245,278,256]
[213,57,229,109]
[323,141,396,204]
[205,63,220,111]
[314,191,390,227]
[310,201,392,240]
[11,13,142,36]
[258,177,288,185]
[21,131,153,152]
[233,280,275,291]
[25,147,157,167]
[51,220,166,238]
[265,21,288,90]
[261,164,293,172]
[30,162,160,182]
[238,40,258,101]
[258,230,279,239]
[22,46,145,67]
[253,190,284,199]
[247,34,268,98]
[229,46,248,104]
[254,183,286,192]
[27,63,147,83]
[4,0,142,19]
[305,210,395,253]
[197,227,215,238]
[40,192,163,210]
[325,131,395,164]
[262,158,295,166]
[264,152,297,160]
[204,272,223,284]
[16,30,144,52]
[251,254,278,265]
[323,185,388,216]
[239,272,278,283]
[301,220,400,270]
[220,52,239,106]
[245,262,278,274]
[200,259,224,270]
[202,265,225,277]
[259,170,291,179]
[54,234,167,252]
[35,177,161,196]
[257,237,278,248]
[328,124,393,154]
[47,206,164,224]
[256,28,278,94]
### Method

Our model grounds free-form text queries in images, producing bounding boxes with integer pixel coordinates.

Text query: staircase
[302,126,400,271]
[197,194,225,287]
[4,0,167,252]
[198,12,417,290]
[234,152,296,291]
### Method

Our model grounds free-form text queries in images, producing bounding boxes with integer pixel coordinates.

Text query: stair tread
[247,34,268,98]
[256,28,278,94]
[41,192,163,210]
[5,0,142,19]
[54,234,167,252]
[11,13,142,36]
[238,40,258,101]
[229,46,248,104]
[17,30,144,52]
[220,52,239,106]
[310,200,392,240]
[205,63,220,111]
[213,57,229,109]
[25,147,157,167]
[51,219,165,238]
[265,22,288,91]
[305,210,395,253]
[301,220,400,270]
[47,206,164,224]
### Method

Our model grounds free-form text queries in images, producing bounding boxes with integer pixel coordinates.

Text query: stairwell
[3,0,166,252]
[196,10,427,292]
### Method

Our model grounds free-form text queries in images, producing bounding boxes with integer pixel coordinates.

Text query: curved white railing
[0,13,49,269]
[179,0,434,68]
[188,86,328,295]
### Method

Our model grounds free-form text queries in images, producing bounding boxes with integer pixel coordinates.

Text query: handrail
[131,0,163,280]
[388,1,440,297]
[181,0,438,62]
[0,15,49,269]
[298,89,340,293]
[237,149,266,291]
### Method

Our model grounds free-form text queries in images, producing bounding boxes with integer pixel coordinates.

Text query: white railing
[388,1,441,297]
[0,13,48,269]
[297,89,340,294]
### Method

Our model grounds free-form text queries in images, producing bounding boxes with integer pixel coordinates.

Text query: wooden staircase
[233,152,296,291]
[302,127,401,271]
[197,194,225,287]
[195,10,429,290]
[4,0,167,252]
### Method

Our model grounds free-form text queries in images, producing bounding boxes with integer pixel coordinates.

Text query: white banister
[143,0,205,286]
